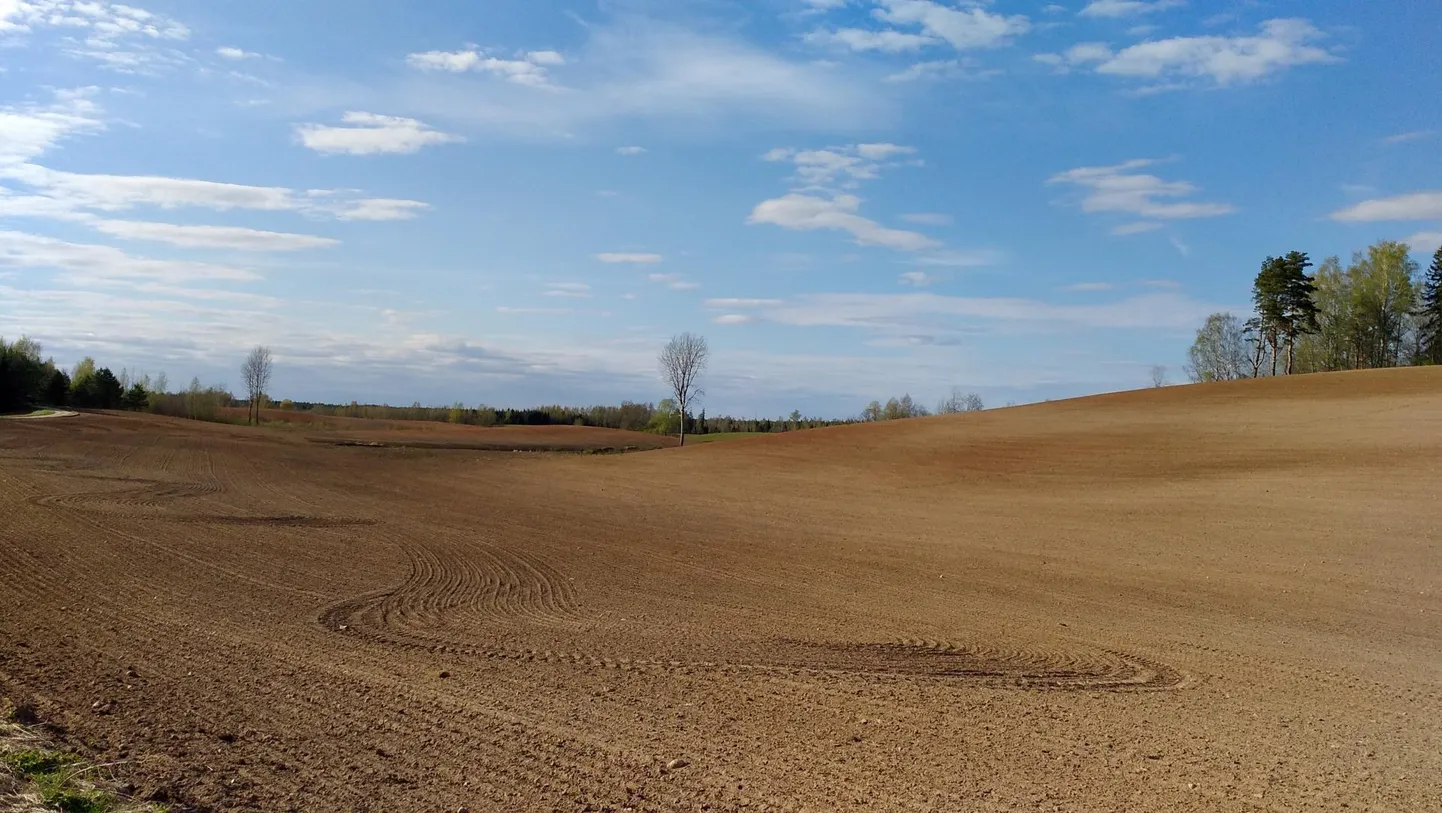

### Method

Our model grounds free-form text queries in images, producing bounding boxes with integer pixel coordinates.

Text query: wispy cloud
[803,28,937,53]
[647,273,700,291]
[1382,130,1435,145]
[1037,18,1337,88]
[376,21,885,137]
[872,0,1031,51]
[1049,158,1234,232]
[1329,192,1442,222]
[294,112,462,155]
[1078,0,1183,19]
[544,282,592,298]
[407,47,564,89]
[615,145,647,155]
[749,193,940,252]
[899,270,940,286]
[595,252,663,263]
[900,212,952,226]
[762,143,917,189]
[90,221,338,251]
[216,46,261,60]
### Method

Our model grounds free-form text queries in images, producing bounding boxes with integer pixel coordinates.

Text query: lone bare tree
[658,332,708,446]
[1149,364,1168,388]
[241,345,273,426]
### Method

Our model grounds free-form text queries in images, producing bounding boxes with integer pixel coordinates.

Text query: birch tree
[658,333,708,446]
[241,345,273,426]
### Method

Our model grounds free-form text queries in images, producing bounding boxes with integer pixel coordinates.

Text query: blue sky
[1,0,1438,416]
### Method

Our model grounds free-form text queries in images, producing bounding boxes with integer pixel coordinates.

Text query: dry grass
[1,705,167,813]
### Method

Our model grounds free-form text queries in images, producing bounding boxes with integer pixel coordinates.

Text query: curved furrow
[319,574,1187,692]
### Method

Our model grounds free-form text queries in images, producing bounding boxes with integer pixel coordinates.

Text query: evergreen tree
[123,383,149,411]
[44,368,70,406]
[1420,246,1442,365]
[1253,252,1318,374]
[1278,251,1319,373]
[1252,257,1288,375]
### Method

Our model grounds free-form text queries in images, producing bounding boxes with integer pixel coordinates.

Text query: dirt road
[1,369,1439,811]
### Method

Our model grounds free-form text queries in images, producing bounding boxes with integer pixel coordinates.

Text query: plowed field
[2,369,1440,812]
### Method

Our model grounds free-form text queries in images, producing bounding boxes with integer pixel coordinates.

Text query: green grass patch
[34,772,116,813]
[3,747,76,776]
[0,408,56,418]
[2,724,168,813]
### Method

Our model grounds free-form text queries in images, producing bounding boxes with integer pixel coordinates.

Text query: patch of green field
[684,432,775,444]
[0,408,56,418]
[2,716,169,813]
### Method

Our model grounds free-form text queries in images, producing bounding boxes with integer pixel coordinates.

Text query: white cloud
[295,112,462,156]
[1329,192,1442,222]
[758,290,1218,332]
[804,27,936,52]
[762,143,916,188]
[1049,158,1235,231]
[1383,131,1434,145]
[526,50,565,66]
[647,273,700,291]
[749,193,940,251]
[332,198,430,221]
[713,313,754,325]
[544,282,591,298]
[406,48,562,88]
[1,163,428,222]
[90,220,338,251]
[595,252,662,263]
[615,145,647,155]
[216,45,259,60]
[1091,18,1337,86]
[0,88,105,165]
[2,163,298,210]
[900,212,951,225]
[1066,42,1114,62]
[884,59,992,82]
[913,249,1001,267]
[373,21,883,137]
[1110,221,1164,235]
[0,230,257,284]
[873,0,1030,51]
[496,306,573,315]
[899,270,939,286]
[1062,281,1115,291]
[1,1,193,73]
[855,143,915,160]
[704,298,782,308]
[0,1,189,42]
[1078,0,1183,19]
[1406,231,1442,253]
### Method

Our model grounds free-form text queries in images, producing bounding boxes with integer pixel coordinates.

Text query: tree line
[1187,242,1442,382]
[859,388,985,421]
[5,329,989,440]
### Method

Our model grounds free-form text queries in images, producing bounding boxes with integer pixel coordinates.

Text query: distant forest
[9,241,1434,429]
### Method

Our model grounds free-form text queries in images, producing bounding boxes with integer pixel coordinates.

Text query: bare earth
[1,369,1440,812]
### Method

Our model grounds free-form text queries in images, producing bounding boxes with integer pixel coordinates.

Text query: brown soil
[2,368,1440,812]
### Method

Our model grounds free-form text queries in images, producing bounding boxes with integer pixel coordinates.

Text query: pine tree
[1253,257,1288,375]
[1421,246,1442,365]
[1278,251,1319,374]
[1253,252,1318,374]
